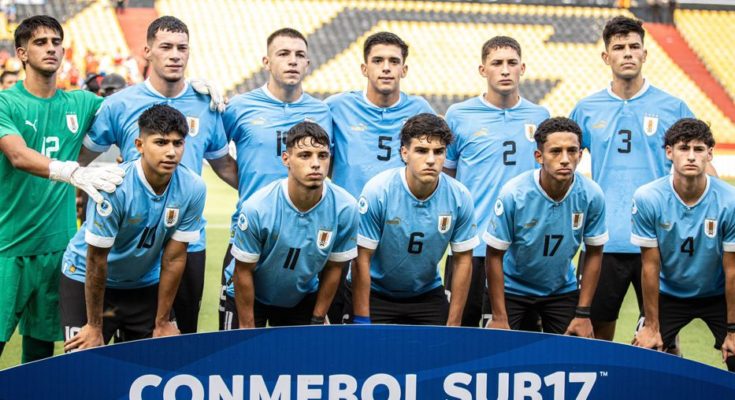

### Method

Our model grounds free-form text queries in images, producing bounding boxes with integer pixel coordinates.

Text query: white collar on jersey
[362,90,401,109]
[144,78,189,99]
[478,94,522,110]
[400,167,441,202]
[606,78,650,101]
[534,168,576,204]
[262,83,304,104]
[670,174,710,209]
[135,159,171,197]
[280,178,327,214]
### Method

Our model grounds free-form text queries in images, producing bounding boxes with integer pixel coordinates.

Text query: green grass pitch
[1,170,732,371]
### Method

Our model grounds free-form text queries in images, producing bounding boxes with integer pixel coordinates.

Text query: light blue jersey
[62,160,206,289]
[570,81,694,253]
[327,91,435,198]
[631,176,735,298]
[445,96,550,257]
[83,80,228,252]
[354,167,479,298]
[224,85,332,231]
[484,170,608,297]
[224,179,358,307]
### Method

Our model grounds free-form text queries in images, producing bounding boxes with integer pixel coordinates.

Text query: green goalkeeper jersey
[0,82,102,257]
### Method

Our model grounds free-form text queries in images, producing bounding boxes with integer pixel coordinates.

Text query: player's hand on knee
[485,317,510,330]
[189,78,226,113]
[64,324,104,352]
[153,320,180,338]
[632,326,663,350]
[721,332,735,362]
[564,317,594,338]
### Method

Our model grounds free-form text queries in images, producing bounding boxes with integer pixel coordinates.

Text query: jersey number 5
[377,136,392,161]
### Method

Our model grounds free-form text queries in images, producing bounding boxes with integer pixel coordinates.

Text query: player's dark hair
[14,15,63,49]
[664,118,715,148]
[400,113,454,147]
[534,117,582,150]
[147,16,189,43]
[286,121,330,150]
[363,32,408,62]
[267,28,308,49]
[138,104,189,138]
[603,16,645,48]
[481,36,522,62]
[0,70,18,84]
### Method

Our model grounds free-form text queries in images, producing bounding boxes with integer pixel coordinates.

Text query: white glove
[49,161,125,204]
[190,78,226,113]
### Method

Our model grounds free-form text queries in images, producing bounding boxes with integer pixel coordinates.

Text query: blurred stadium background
[0,0,733,370]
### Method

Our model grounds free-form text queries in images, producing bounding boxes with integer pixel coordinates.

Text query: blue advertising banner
[0,326,732,399]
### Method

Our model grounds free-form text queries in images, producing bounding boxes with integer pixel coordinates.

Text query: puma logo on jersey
[659,221,671,230]
[592,120,607,130]
[524,219,538,228]
[350,123,367,132]
[386,217,401,225]
[250,117,266,125]
[25,119,37,133]
[472,128,489,137]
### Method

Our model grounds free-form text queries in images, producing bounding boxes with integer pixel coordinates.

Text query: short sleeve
[171,181,207,243]
[679,101,695,119]
[583,184,609,246]
[356,183,384,250]
[203,112,230,160]
[482,189,515,251]
[569,105,589,151]
[222,102,241,142]
[449,186,479,252]
[329,200,359,262]
[231,203,263,263]
[444,108,460,168]
[630,189,658,248]
[0,99,19,140]
[723,205,735,252]
[83,99,116,152]
[84,192,122,248]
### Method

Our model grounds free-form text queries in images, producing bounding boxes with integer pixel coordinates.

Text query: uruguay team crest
[186,117,200,137]
[317,229,333,250]
[571,212,584,230]
[494,199,504,216]
[164,208,180,228]
[438,214,452,234]
[237,212,248,231]
[704,218,717,238]
[66,114,79,134]
[524,124,537,142]
[358,196,369,214]
[643,115,658,136]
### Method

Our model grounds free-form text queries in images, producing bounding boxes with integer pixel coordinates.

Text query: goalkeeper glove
[190,78,226,113]
[49,161,125,204]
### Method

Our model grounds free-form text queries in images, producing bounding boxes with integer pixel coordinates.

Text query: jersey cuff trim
[482,232,510,251]
[85,230,115,248]
[83,135,111,153]
[204,145,230,160]
[444,159,457,169]
[584,232,609,246]
[231,245,260,263]
[631,234,658,248]
[451,236,480,253]
[329,247,357,262]
[357,235,379,250]
[723,242,735,252]
[172,230,200,243]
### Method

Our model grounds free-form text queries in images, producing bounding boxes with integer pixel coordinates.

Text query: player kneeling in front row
[484,117,607,336]
[344,113,478,326]
[632,118,735,371]
[221,122,359,329]
[61,104,206,350]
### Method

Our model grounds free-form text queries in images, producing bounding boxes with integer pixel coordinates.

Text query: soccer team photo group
[0,0,734,385]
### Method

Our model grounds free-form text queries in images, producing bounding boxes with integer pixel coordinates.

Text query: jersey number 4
[680,236,694,256]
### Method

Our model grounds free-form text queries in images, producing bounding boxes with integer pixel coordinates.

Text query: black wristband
[727,323,735,333]
[575,306,592,319]
[310,316,326,325]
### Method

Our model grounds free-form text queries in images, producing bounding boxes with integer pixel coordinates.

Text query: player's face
[145,30,189,83]
[283,138,330,190]
[361,44,407,96]
[535,131,582,184]
[17,27,63,75]
[479,46,525,96]
[401,135,446,186]
[135,131,185,177]
[602,33,647,81]
[1,74,17,89]
[666,140,713,178]
[264,36,309,87]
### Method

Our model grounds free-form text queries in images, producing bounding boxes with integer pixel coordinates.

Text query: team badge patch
[571,212,584,230]
[643,115,659,136]
[164,208,180,228]
[237,212,248,231]
[704,218,717,238]
[317,229,333,249]
[186,117,200,137]
[524,124,537,142]
[632,200,638,215]
[358,196,369,214]
[66,114,79,134]
[96,200,113,217]
[494,199,504,216]
[438,215,452,234]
